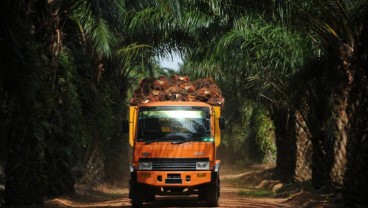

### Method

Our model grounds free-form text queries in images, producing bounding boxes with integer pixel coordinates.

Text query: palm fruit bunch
[130,75,224,107]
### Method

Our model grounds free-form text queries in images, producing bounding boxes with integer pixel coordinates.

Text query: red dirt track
[46,170,289,208]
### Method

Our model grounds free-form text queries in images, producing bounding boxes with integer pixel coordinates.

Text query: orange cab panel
[134,142,215,161]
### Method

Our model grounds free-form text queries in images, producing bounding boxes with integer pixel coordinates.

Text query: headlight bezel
[196,161,210,170]
[139,161,153,170]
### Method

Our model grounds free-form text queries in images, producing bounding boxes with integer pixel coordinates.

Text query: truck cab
[128,101,224,207]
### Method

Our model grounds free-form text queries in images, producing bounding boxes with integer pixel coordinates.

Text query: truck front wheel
[144,187,156,202]
[131,183,143,207]
[206,181,219,207]
[198,185,207,201]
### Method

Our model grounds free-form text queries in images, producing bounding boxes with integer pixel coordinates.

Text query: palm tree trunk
[81,142,105,183]
[342,66,368,205]
[332,85,350,188]
[310,130,334,189]
[330,128,347,187]
[294,111,312,181]
[272,108,297,182]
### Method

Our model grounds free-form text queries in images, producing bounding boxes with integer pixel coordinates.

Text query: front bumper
[135,170,213,187]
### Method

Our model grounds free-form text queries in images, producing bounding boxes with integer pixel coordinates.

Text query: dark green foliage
[1,5,49,204]
[245,105,276,163]
[45,51,82,196]
[2,40,48,205]
[214,99,276,166]
[0,0,133,204]
[5,111,47,205]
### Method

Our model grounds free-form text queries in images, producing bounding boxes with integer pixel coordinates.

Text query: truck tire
[144,187,156,202]
[198,185,207,201]
[206,182,219,207]
[131,183,143,207]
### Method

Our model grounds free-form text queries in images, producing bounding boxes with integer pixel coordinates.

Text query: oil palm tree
[1,0,62,204]
[292,0,368,202]
[0,0,73,205]
[212,15,310,181]
[340,1,368,205]
[1,0,129,204]
[65,0,188,184]
[290,57,337,188]
[172,0,311,181]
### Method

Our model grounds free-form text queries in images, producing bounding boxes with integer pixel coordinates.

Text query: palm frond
[89,19,117,58]
[299,0,355,56]
[351,1,368,67]
[215,16,307,76]
[118,43,152,64]
[0,1,30,61]
[129,6,175,33]
[118,43,153,79]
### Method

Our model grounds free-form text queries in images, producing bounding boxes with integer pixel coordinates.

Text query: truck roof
[137,101,212,107]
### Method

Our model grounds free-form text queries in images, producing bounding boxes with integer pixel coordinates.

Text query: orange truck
[128,100,225,207]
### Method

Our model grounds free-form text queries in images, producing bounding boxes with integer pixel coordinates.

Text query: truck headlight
[196,161,210,170]
[139,162,152,170]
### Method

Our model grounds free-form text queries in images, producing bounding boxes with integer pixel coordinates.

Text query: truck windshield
[137,107,212,143]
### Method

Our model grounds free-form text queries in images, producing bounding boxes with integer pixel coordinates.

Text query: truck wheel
[145,187,156,202]
[206,182,219,207]
[131,183,143,207]
[198,186,207,201]
[145,194,155,202]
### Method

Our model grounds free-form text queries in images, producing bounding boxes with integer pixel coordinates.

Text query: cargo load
[130,75,224,107]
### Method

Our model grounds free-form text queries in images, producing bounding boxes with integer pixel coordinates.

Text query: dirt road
[47,184,287,208]
[46,168,289,208]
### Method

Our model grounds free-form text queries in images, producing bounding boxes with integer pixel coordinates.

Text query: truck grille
[139,158,209,171]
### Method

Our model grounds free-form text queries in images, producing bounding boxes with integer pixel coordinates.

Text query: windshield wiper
[144,136,168,144]
[145,134,186,145]
[171,133,210,144]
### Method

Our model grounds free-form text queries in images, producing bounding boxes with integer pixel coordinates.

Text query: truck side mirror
[122,120,129,133]
[219,117,226,130]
